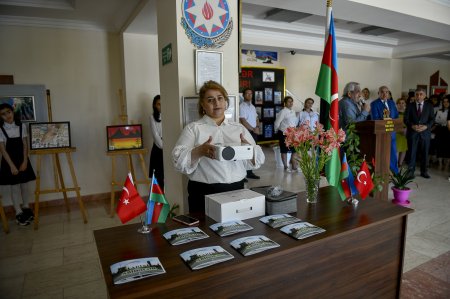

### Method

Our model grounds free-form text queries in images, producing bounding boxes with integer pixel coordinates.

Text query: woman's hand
[192,136,216,160]
[10,165,19,175]
[240,133,251,145]
[19,160,27,171]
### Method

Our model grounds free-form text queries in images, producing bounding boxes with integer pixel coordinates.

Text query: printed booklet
[259,214,302,228]
[163,227,209,245]
[280,222,326,240]
[110,257,165,285]
[230,235,280,256]
[209,220,253,237]
[180,246,234,270]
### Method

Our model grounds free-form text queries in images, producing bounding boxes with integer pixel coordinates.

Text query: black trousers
[407,131,431,174]
[187,179,245,214]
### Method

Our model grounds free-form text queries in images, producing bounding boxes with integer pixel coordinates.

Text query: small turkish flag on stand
[354,161,374,199]
[116,173,147,224]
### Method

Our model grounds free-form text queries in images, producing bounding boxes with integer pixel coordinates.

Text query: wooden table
[94,186,413,298]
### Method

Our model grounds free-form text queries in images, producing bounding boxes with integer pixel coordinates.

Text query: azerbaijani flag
[145,175,170,224]
[338,154,359,200]
[315,5,340,189]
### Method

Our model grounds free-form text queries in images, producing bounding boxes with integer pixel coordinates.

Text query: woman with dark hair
[172,81,265,214]
[149,95,164,189]
[434,96,449,169]
[299,98,319,130]
[274,96,299,172]
[0,103,36,225]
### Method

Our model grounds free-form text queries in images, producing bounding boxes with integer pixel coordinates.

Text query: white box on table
[205,189,265,223]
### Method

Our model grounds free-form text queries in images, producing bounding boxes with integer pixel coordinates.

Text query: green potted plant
[390,167,417,206]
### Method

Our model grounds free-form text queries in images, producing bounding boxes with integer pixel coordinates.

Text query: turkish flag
[354,161,374,199]
[116,173,147,224]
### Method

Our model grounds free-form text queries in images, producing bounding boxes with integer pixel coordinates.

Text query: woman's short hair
[198,80,229,116]
[283,96,293,106]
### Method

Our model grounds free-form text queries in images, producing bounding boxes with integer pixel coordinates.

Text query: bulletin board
[239,66,285,143]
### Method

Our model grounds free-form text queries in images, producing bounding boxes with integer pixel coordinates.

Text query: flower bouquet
[284,121,345,203]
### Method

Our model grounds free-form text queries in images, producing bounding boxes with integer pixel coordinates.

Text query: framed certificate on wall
[196,50,223,93]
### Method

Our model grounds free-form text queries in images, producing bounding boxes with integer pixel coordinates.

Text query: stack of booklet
[163,227,209,245]
[110,257,165,285]
[259,214,302,228]
[230,235,280,256]
[280,222,326,240]
[180,246,234,270]
[209,220,253,237]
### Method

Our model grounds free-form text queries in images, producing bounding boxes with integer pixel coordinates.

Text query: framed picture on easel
[0,96,36,122]
[29,122,71,150]
[106,124,143,151]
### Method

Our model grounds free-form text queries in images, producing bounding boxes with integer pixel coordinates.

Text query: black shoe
[22,208,34,222]
[420,173,430,179]
[246,173,260,179]
[16,212,31,226]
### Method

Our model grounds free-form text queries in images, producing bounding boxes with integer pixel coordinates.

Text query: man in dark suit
[404,88,435,178]
[371,86,399,174]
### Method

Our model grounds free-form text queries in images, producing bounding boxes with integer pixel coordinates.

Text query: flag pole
[137,171,154,234]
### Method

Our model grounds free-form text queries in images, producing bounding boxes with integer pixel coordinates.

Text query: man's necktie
[417,103,422,116]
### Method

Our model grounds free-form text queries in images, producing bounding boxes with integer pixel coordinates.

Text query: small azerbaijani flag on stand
[145,174,170,225]
[338,154,359,200]
[315,1,341,190]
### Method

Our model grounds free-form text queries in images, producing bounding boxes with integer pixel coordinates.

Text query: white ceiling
[0,0,449,61]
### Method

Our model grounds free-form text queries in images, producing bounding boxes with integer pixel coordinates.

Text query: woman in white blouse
[298,98,319,130]
[172,81,265,214]
[274,96,299,172]
[149,95,164,189]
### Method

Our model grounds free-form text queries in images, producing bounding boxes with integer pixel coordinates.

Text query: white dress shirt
[0,122,27,143]
[299,110,319,130]
[274,107,298,132]
[149,115,163,149]
[239,101,258,127]
[172,115,265,184]
[435,109,448,126]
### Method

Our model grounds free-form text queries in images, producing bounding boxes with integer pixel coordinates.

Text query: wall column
[156,0,239,213]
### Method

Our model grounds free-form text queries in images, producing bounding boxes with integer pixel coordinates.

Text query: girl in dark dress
[0,103,36,225]
[149,95,164,190]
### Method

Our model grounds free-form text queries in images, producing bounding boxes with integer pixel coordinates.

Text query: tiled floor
[0,147,449,298]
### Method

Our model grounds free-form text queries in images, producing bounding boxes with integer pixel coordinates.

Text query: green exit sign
[162,43,172,66]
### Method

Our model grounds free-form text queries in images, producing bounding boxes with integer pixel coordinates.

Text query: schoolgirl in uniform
[0,103,36,225]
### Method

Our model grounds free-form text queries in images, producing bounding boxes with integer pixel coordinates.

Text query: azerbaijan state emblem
[181,0,233,49]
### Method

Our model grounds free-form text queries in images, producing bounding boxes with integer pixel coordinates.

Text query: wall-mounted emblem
[181,0,233,49]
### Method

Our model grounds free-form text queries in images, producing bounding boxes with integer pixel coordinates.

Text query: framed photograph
[225,95,239,122]
[106,124,143,151]
[29,122,71,150]
[182,96,200,127]
[0,84,48,122]
[254,91,263,105]
[274,91,282,104]
[262,71,275,82]
[265,88,273,102]
[264,124,274,138]
[275,106,282,114]
[263,108,275,118]
[196,50,223,93]
[255,107,262,119]
[0,96,36,121]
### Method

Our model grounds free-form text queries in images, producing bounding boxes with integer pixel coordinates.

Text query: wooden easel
[108,148,150,216]
[0,195,9,233]
[30,90,87,229]
[108,89,150,216]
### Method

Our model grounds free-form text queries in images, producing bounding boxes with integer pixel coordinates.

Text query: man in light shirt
[239,88,261,180]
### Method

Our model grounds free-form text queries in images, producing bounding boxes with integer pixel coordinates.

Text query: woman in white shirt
[274,96,299,172]
[298,98,319,130]
[172,81,265,214]
[149,95,164,189]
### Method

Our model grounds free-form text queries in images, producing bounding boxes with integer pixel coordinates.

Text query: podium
[355,119,404,201]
